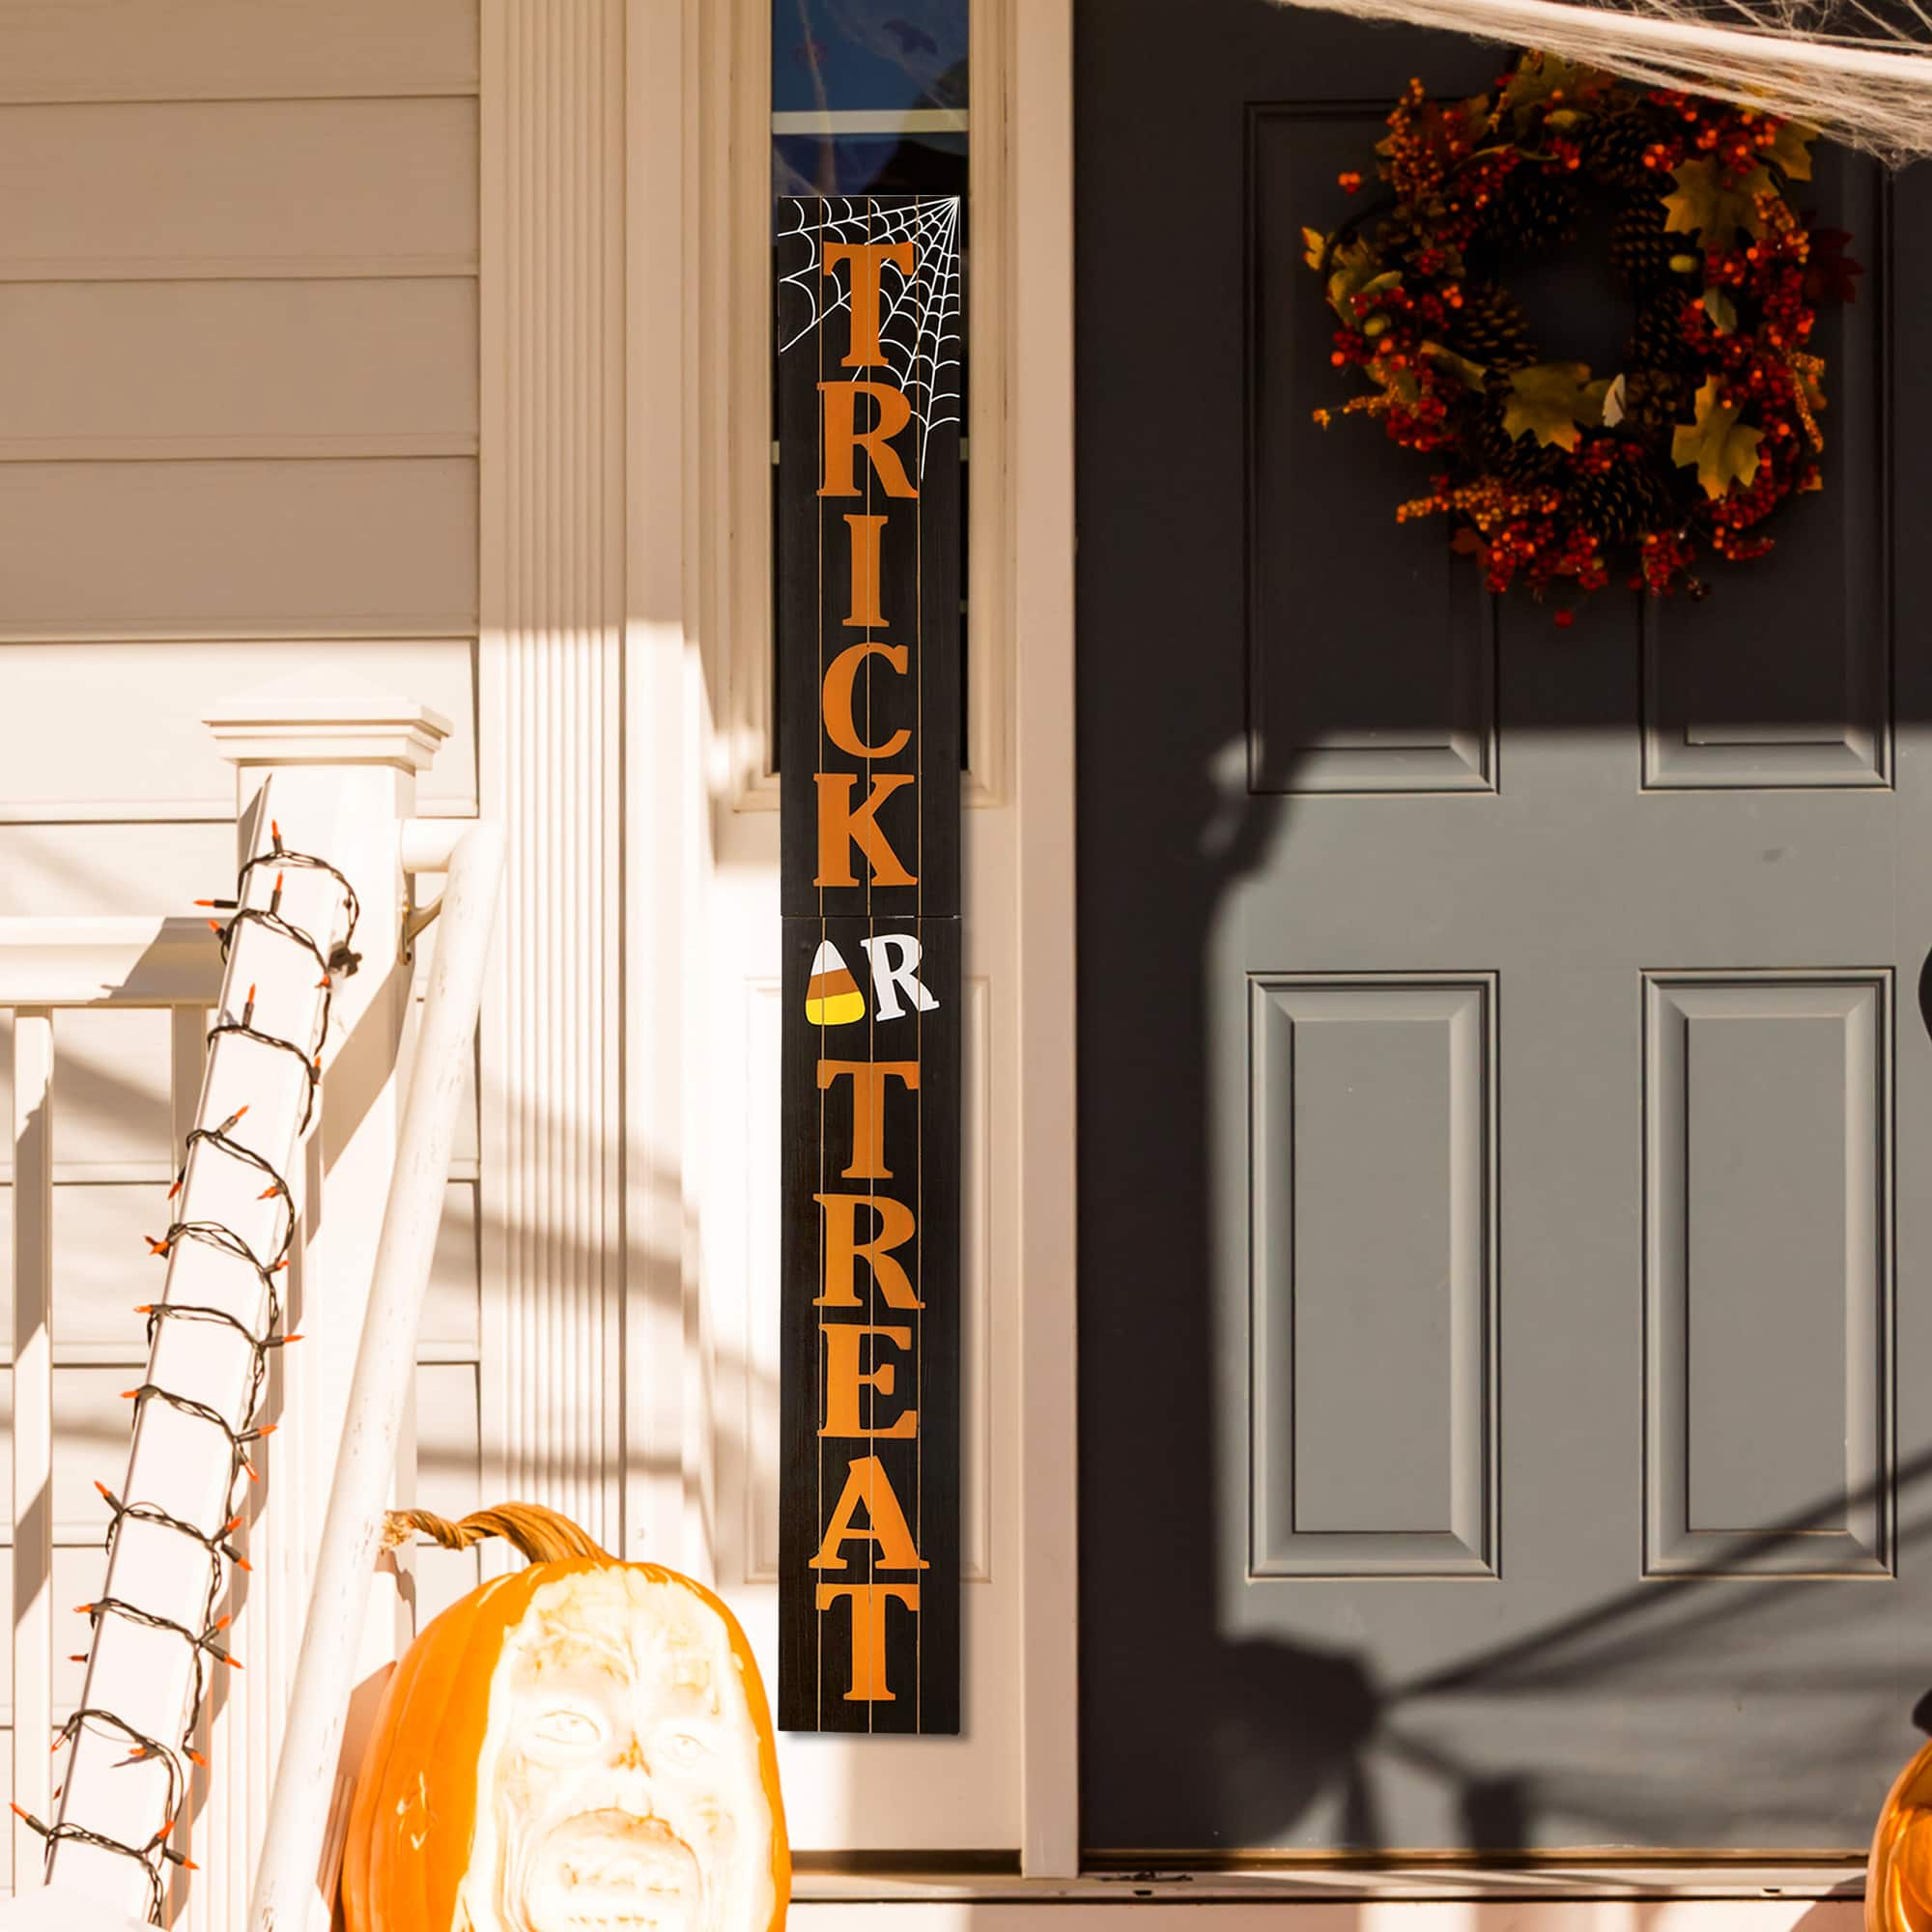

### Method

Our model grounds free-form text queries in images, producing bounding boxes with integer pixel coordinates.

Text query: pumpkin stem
[382,1503,610,1566]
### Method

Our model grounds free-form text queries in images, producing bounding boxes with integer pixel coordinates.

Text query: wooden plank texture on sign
[777,195,961,923]
[780,913,961,1733]
[776,191,963,1734]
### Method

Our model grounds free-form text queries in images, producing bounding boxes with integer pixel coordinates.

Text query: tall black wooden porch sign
[776,195,962,1734]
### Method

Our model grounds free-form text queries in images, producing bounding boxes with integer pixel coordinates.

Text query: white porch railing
[0,921,225,1903]
[0,689,500,1932]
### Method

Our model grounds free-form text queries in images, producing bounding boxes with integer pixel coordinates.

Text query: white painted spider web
[777,195,962,479]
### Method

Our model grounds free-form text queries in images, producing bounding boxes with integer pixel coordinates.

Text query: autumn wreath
[1305,50,1861,623]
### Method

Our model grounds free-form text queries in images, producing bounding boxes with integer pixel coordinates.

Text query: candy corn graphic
[805,940,866,1026]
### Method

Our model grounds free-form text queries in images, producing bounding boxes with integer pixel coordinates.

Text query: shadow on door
[1074,0,1932,1862]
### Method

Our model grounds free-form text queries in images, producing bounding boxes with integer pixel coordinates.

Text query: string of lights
[11,820,359,1918]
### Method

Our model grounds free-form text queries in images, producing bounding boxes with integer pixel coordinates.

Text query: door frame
[1005,0,1083,1882]
[994,0,1880,1897]
[618,0,1084,1877]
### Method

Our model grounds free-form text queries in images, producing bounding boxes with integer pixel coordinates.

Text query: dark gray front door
[1076,0,1932,1859]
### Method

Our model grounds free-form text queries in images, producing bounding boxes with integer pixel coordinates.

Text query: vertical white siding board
[622,0,703,1584]
[478,0,625,1553]
[11,1009,54,1889]
[1011,0,1082,1877]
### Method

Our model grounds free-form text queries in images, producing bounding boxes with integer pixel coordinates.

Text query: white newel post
[36,686,446,1930]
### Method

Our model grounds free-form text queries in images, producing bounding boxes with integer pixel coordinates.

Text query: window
[771,2,968,197]
[770,0,971,766]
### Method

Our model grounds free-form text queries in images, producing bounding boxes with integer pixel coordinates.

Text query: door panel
[1644,974,1889,1578]
[1643,155,1887,790]
[1248,107,1501,796]
[1076,0,1932,1858]
[1249,976,1496,1577]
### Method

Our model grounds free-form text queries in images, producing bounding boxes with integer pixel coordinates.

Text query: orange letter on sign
[810,1454,929,1571]
[822,241,914,367]
[816,1060,920,1179]
[820,1323,918,1438]
[823,642,911,761]
[843,513,888,627]
[819,382,919,498]
[815,1582,921,1701]
[813,1191,922,1308]
[814,771,917,887]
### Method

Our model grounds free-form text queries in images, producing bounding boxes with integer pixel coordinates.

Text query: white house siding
[0,0,483,1906]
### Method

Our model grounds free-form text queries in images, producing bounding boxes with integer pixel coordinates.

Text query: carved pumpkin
[342,1504,788,1932]
[1871,1740,1932,1932]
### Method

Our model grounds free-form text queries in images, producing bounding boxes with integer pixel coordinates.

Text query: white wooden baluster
[11,1009,54,1890]
[167,1013,210,1172]
[248,816,503,1932]
[162,1008,208,1930]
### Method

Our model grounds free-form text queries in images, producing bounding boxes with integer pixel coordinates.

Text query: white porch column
[184,685,448,1932]
[478,0,628,1548]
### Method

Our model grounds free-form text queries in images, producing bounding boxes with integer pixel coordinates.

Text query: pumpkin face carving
[343,1508,787,1932]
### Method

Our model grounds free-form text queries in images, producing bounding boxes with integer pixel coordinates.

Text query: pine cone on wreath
[1627,295,1692,373]
[1587,103,1661,190]
[1479,168,1582,253]
[1371,211,1429,264]
[1573,451,1680,542]
[1609,197,1686,291]
[1454,283,1539,372]
[1478,404,1564,486]
[1618,365,1691,440]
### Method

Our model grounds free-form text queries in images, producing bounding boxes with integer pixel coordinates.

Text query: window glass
[770,0,972,768]
[772,0,968,197]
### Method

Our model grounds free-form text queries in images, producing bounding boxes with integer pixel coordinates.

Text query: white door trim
[1008,0,1082,1884]
[619,0,1081,1871]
